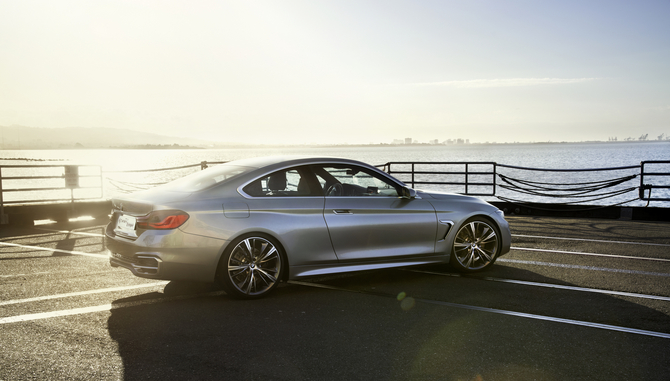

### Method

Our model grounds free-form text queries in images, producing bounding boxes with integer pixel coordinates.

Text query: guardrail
[0,161,225,225]
[639,161,670,202]
[381,162,497,196]
[381,161,670,207]
[0,164,103,223]
[1,160,668,225]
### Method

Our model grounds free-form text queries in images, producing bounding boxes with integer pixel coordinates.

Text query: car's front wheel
[450,217,500,272]
[217,234,284,299]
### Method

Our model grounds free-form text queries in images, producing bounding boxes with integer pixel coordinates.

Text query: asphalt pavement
[1,215,669,381]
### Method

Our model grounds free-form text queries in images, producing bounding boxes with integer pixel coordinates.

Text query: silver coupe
[105,156,511,299]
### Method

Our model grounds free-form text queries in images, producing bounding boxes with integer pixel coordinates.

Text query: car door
[313,164,438,261]
[240,166,337,266]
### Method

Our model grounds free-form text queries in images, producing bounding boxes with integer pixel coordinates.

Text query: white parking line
[483,276,670,301]
[0,241,108,259]
[289,281,670,340]
[513,234,670,247]
[510,246,670,262]
[0,231,68,242]
[498,258,670,277]
[34,228,106,238]
[419,298,670,340]
[0,290,226,325]
[408,269,670,302]
[1,304,115,324]
[0,272,51,278]
[3,279,669,340]
[0,282,169,306]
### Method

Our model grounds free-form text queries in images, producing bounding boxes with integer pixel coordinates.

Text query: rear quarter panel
[177,194,338,268]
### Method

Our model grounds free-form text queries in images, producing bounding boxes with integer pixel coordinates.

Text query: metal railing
[381,161,670,206]
[381,162,497,196]
[1,160,668,224]
[639,161,670,202]
[0,161,226,224]
[0,164,103,223]
[0,164,103,204]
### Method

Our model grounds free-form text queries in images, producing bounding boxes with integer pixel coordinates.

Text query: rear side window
[243,167,319,197]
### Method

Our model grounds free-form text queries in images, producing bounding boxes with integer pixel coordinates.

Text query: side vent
[439,220,454,241]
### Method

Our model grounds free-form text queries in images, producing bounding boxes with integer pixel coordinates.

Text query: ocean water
[1,141,668,207]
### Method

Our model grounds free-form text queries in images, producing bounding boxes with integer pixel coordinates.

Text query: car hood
[418,190,490,205]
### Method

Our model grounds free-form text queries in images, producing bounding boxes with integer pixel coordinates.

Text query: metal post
[0,166,6,224]
[639,161,645,200]
[493,163,497,197]
[99,166,104,199]
[411,163,415,188]
[465,163,468,194]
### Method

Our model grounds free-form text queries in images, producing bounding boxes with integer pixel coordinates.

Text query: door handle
[332,209,352,215]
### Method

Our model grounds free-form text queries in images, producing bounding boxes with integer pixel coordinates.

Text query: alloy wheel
[227,237,282,296]
[453,220,499,271]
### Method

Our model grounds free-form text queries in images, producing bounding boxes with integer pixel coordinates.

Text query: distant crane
[659,133,666,141]
[639,133,648,141]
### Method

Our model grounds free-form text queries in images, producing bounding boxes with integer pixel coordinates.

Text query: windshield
[157,164,249,192]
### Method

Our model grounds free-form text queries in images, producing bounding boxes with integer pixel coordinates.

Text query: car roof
[221,156,376,171]
[219,156,405,190]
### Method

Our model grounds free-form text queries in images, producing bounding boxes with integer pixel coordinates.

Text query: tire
[450,217,501,272]
[217,234,284,299]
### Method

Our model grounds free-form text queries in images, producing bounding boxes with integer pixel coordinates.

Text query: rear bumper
[108,248,164,278]
[105,223,226,282]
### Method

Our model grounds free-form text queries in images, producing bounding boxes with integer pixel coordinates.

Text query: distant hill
[0,126,218,149]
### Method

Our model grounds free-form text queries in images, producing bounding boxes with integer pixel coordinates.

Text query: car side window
[243,168,317,197]
[313,165,400,197]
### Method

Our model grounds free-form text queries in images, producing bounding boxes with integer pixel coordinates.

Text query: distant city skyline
[391,138,470,145]
[1,1,669,145]
[1,125,667,151]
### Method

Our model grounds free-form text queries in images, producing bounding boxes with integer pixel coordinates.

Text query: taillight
[136,210,190,230]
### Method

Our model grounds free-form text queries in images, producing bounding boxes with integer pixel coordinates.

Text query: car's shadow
[108,266,670,381]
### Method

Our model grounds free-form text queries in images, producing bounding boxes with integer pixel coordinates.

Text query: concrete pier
[490,201,670,221]
[1,200,111,226]
[1,215,668,380]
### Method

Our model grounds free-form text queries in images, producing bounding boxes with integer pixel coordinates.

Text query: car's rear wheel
[450,217,500,272]
[217,234,284,299]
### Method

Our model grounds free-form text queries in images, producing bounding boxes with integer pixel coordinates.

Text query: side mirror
[400,186,416,199]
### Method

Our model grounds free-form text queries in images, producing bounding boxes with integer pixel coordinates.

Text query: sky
[1,0,669,145]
